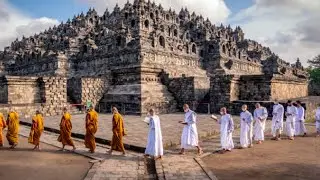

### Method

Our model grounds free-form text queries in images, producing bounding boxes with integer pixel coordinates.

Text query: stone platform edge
[19,121,146,153]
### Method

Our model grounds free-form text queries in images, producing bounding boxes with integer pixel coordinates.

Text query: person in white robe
[212,107,234,153]
[179,104,202,155]
[271,100,284,141]
[285,100,297,140]
[240,104,253,148]
[144,109,163,160]
[253,103,268,144]
[316,104,320,137]
[294,101,307,137]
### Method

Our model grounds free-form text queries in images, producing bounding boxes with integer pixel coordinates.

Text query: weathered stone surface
[0,1,310,115]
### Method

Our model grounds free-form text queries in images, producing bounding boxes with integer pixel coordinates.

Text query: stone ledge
[194,156,219,180]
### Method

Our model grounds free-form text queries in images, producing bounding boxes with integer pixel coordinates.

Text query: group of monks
[210,100,320,154]
[0,106,128,156]
[1,101,319,159]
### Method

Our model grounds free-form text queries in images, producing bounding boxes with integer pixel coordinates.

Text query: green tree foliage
[308,54,320,68]
[308,68,320,83]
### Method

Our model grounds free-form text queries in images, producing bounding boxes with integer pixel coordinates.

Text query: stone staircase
[67,95,85,114]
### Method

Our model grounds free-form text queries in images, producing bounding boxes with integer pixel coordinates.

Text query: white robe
[316,108,320,133]
[218,114,234,150]
[272,104,284,137]
[254,107,268,141]
[181,110,199,149]
[295,106,307,135]
[286,106,297,137]
[145,115,164,156]
[240,110,253,148]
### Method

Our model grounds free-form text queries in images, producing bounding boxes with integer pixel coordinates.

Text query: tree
[308,68,320,83]
[307,54,320,68]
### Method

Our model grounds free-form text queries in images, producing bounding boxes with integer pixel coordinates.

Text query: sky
[1,0,319,66]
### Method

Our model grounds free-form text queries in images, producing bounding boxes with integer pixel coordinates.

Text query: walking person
[316,104,320,137]
[144,109,163,160]
[58,107,76,151]
[285,100,297,140]
[0,112,6,147]
[295,101,307,137]
[253,103,268,144]
[179,104,203,155]
[108,107,126,156]
[271,100,284,141]
[84,106,98,153]
[240,104,253,148]
[212,107,234,153]
[6,109,19,149]
[28,110,44,150]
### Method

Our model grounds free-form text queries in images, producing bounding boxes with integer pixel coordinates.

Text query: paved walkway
[156,121,273,180]
[19,113,240,150]
[15,115,279,180]
[17,125,154,180]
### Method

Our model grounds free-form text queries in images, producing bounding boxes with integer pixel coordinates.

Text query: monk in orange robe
[58,107,76,151]
[0,112,6,147]
[6,109,19,149]
[84,106,98,153]
[28,110,44,150]
[108,107,126,155]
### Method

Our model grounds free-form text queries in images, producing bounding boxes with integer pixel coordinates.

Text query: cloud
[229,0,320,66]
[77,0,230,24]
[0,0,59,50]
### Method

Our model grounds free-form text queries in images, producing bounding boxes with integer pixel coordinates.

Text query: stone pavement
[15,115,282,180]
[156,121,273,180]
[19,113,240,150]
[17,125,155,180]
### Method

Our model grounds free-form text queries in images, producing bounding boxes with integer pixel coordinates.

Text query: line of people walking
[212,100,320,154]
[0,101,319,160]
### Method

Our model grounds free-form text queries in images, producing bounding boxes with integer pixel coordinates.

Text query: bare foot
[198,149,204,155]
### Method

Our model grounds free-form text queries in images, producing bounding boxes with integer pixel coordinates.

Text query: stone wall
[210,75,241,112]
[165,76,210,109]
[239,75,272,101]
[40,76,68,116]
[270,76,308,100]
[0,76,42,104]
[67,77,109,108]
[0,103,42,119]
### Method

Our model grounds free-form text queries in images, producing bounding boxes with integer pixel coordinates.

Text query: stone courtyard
[20,113,234,150]
[0,1,318,180]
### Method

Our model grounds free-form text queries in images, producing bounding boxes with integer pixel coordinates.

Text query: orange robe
[57,112,75,146]
[111,112,125,152]
[28,114,44,145]
[6,111,19,146]
[84,110,98,152]
[0,113,6,146]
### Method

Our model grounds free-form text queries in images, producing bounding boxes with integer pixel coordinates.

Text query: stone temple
[0,0,309,116]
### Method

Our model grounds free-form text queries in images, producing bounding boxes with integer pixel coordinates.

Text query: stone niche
[98,66,142,114]
[0,76,42,104]
[98,66,179,115]
[165,76,210,109]
[210,75,241,113]
[239,75,272,101]
[67,76,110,108]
